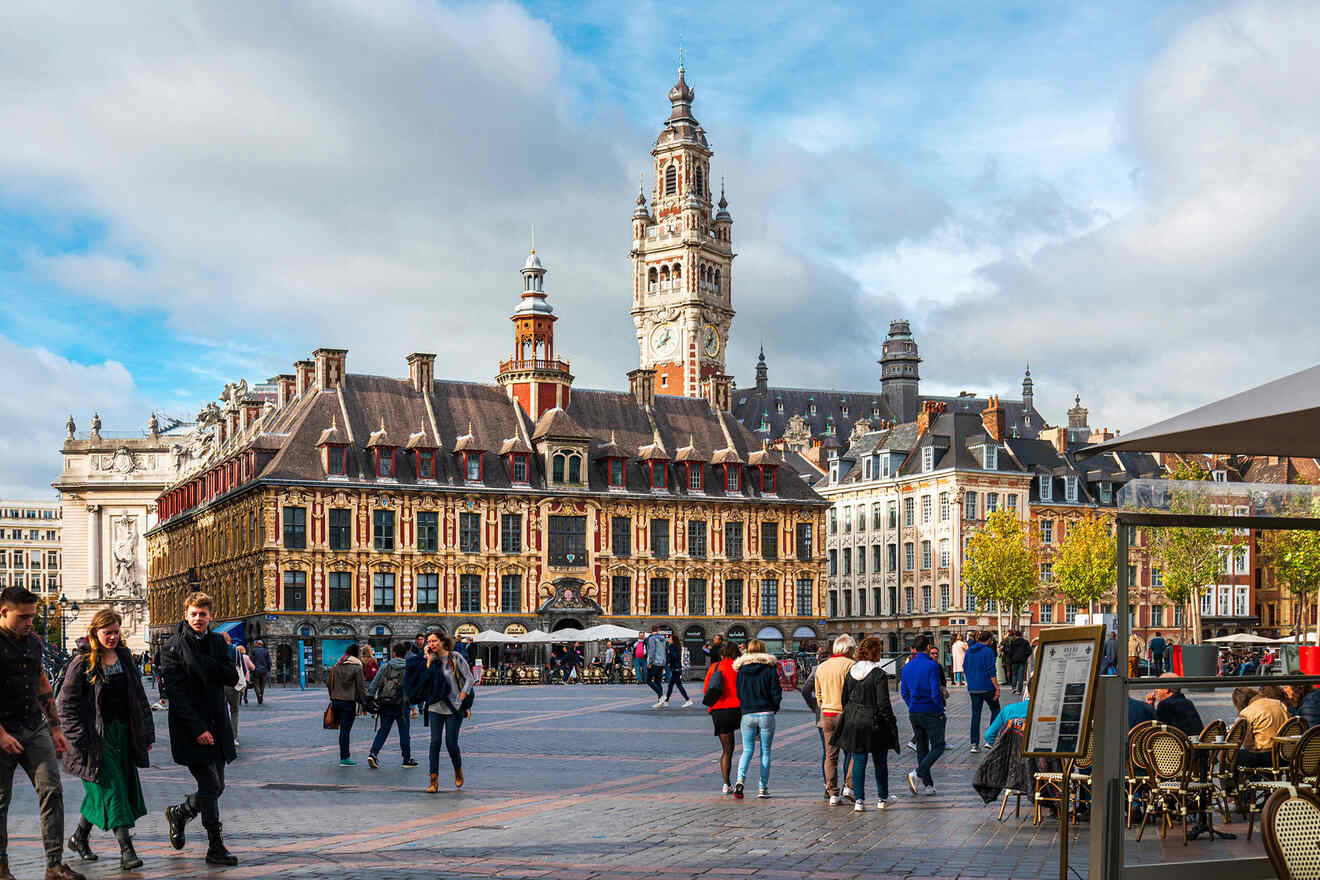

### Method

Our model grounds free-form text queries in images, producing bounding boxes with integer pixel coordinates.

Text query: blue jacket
[1299,688,1320,728]
[984,698,1029,746]
[900,652,944,715]
[964,642,998,693]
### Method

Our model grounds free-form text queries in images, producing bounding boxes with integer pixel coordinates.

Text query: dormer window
[862,457,872,480]
[921,447,935,472]
[724,465,740,492]
[776,398,784,413]
[326,446,346,476]
[882,454,891,477]
[1099,482,1113,504]
[376,449,395,478]
[983,445,997,470]
[687,463,704,491]
[1212,469,1227,483]
[829,461,839,484]
[841,404,849,417]
[1064,475,1079,503]
[758,467,777,494]
[552,452,582,484]
[649,461,668,489]
[809,400,817,415]
[416,450,435,479]
[511,454,529,484]
[608,458,625,487]
[463,452,483,482]
[1038,474,1053,502]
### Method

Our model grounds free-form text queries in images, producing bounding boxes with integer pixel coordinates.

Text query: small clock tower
[630,58,735,401]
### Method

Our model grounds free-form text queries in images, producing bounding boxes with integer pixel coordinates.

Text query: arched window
[552,453,565,483]
[695,167,704,197]
[647,267,657,291]
[659,265,670,283]
[672,263,681,280]
[714,269,721,291]
[665,164,677,195]
[567,454,581,483]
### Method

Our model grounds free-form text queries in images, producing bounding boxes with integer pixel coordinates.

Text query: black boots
[205,825,238,866]
[66,818,97,862]
[115,827,143,871]
[164,798,197,850]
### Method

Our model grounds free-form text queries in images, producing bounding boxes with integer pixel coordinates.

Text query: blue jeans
[816,727,827,788]
[665,666,689,701]
[645,665,665,698]
[332,699,357,759]
[849,749,889,801]
[370,709,411,762]
[633,657,646,684]
[736,712,776,789]
[953,671,965,685]
[969,691,999,745]
[909,711,946,787]
[428,711,463,775]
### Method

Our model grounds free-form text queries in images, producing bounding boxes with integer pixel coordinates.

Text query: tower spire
[678,36,684,73]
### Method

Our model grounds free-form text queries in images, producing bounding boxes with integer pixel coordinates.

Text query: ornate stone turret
[755,345,768,395]
[497,245,573,420]
[879,320,921,424]
[1022,365,1034,424]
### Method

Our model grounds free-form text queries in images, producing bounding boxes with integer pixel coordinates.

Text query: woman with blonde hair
[732,638,782,798]
[56,609,155,870]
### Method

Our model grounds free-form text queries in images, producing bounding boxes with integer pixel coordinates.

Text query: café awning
[1083,363,1320,457]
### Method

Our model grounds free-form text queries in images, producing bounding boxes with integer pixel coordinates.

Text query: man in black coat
[161,592,239,866]
[248,640,271,704]
[1150,673,1203,737]
[1005,633,1032,694]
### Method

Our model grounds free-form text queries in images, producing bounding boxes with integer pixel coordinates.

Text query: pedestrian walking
[1102,630,1117,675]
[815,634,857,805]
[799,647,832,798]
[248,639,271,704]
[0,585,87,880]
[950,633,967,687]
[644,627,669,707]
[421,632,473,793]
[367,643,415,769]
[732,639,782,799]
[361,646,380,684]
[664,633,693,707]
[632,634,647,685]
[964,631,1000,753]
[832,637,900,812]
[900,634,946,797]
[161,591,240,867]
[221,637,253,748]
[1127,631,1145,679]
[704,641,741,793]
[327,644,366,766]
[408,635,426,717]
[1004,632,1031,694]
[57,610,154,871]
[1148,631,1167,676]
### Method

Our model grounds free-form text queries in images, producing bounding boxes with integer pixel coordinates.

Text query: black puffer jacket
[830,662,900,755]
[56,640,154,783]
[161,621,239,766]
[733,653,782,714]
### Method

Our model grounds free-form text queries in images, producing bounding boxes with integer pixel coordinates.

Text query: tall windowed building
[0,500,62,600]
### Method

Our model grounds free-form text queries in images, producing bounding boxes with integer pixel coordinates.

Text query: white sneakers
[876,797,894,810]
[682,699,693,708]
[923,785,937,796]
[841,786,855,800]
[828,795,842,806]
[722,783,732,795]
[853,800,865,812]
[651,699,667,709]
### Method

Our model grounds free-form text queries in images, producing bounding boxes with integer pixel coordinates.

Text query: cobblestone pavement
[4,681,1258,879]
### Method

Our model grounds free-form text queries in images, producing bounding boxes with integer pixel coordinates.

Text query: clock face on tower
[703,325,721,357]
[650,323,677,358]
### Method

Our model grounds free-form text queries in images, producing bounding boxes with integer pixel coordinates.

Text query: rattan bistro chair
[1260,786,1320,880]
[1245,724,1312,840]
[1126,721,1160,827]
[1291,726,1320,790]
[1199,719,1227,741]
[1139,727,1215,845]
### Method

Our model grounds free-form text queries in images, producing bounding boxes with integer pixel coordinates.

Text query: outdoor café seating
[1259,785,1320,880]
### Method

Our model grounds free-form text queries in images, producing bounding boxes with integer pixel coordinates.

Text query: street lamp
[48,594,78,654]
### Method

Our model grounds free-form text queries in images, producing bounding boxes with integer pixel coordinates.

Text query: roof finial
[379,417,385,433]
[678,36,685,74]
[467,419,474,436]
[530,223,535,254]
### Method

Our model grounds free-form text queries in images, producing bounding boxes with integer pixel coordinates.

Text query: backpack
[378,663,405,709]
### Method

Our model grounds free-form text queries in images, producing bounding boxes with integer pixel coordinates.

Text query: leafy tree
[964,507,1037,635]
[1147,459,1225,644]
[1053,514,1116,617]
[1259,493,1320,644]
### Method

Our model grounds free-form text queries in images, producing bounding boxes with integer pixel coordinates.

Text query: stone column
[87,504,102,598]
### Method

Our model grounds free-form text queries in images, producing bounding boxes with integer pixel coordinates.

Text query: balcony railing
[499,358,571,374]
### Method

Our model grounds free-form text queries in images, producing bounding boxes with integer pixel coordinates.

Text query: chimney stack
[627,368,656,408]
[700,374,733,412]
[294,360,314,397]
[313,348,348,389]
[407,352,436,394]
[276,374,296,409]
[981,395,1006,442]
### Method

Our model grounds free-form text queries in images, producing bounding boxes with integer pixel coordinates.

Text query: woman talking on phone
[421,632,474,793]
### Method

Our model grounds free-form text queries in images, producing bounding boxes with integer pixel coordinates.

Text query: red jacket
[704,657,740,711]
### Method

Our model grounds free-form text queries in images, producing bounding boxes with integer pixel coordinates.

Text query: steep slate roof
[222,374,825,505]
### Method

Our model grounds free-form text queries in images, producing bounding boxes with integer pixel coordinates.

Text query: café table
[1186,738,1239,841]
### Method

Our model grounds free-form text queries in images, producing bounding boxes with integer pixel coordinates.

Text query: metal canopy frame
[1090,507,1320,880]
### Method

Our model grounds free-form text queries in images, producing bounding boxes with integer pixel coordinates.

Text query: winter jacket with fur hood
[733,653,782,714]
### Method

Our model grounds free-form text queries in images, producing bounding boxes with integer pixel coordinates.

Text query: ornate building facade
[146,248,827,679]
[52,413,197,649]
[0,499,62,602]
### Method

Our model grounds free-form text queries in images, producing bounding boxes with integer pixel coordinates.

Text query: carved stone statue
[148,411,159,437]
[783,413,811,451]
[66,415,76,439]
[90,412,102,437]
[108,514,141,598]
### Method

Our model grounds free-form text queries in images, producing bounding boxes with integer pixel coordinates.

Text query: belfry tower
[630,56,735,401]
[497,246,574,419]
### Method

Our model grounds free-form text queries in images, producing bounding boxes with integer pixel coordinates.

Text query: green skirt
[80,719,147,830]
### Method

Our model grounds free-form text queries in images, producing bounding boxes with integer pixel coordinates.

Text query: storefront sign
[455,623,480,638]
[504,623,528,635]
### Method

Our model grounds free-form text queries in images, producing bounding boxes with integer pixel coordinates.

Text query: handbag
[702,665,725,708]
[323,703,338,730]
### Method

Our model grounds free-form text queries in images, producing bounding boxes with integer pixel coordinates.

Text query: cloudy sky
[3,0,1318,497]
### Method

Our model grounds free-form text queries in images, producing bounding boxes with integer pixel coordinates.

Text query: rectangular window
[466,454,481,481]
[904,587,914,614]
[921,495,932,523]
[887,543,897,572]
[726,521,743,560]
[650,519,670,559]
[1040,603,1054,624]
[416,572,439,613]
[887,502,897,530]
[761,521,778,560]
[986,492,999,514]
[1099,482,1112,504]
[500,514,522,554]
[921,447,934,472]
[903,497,915,526]
[458,512,480,553]
[328,571,352,612]
[843,506,851,534]
[828,508,837,534]
[873,544,883,573]
[920,540,932,570]
[459,574,481,613]
[796,578,813,615]
[282,506,306,549]
[1041,520,1053,544]
[725,466,740,492]
[1006,494,1018,512]
[939,492,950,521]
[327,446,345,475]
[649,577,670,614]
[1152,604,1164,627]
[939,583,950,611]
[512,455,529,483]
[688,464,704,491]
[855,506,865,532]
[372,572,396,612]
[856,546,866,574]
[688,577,707,615]
[760,578,778,615]
[843,550,851,576]
[327,508,351,551]
[611,575,631,614]
[417,511,439,552]
[611,516,631,556]
[377,450,394,478]
[828,549,837,577]
[1040,562,1053,584]
[1065,603,1078,623]
[872,503,883,530]
[724,578,743,614]
[282,570,306,610]
[984,445,998,470]
[688,520,707,558]
[1038,474,1053,502]
[964,492,977,520]
[608,458,624,487]
[939,539,951,568]
[796,522,812,561]
[1233,586,1249,617]
[1065,476,1079,503]
[1151,567,1163,587]
[1127,564,1137,587]
[373,509,395,551]
[903,542,914,571]
[500,574,521,613]
[921,585,932,612]
[548,515,587,565]
[651,462,667,489]
[417,451,434,479]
